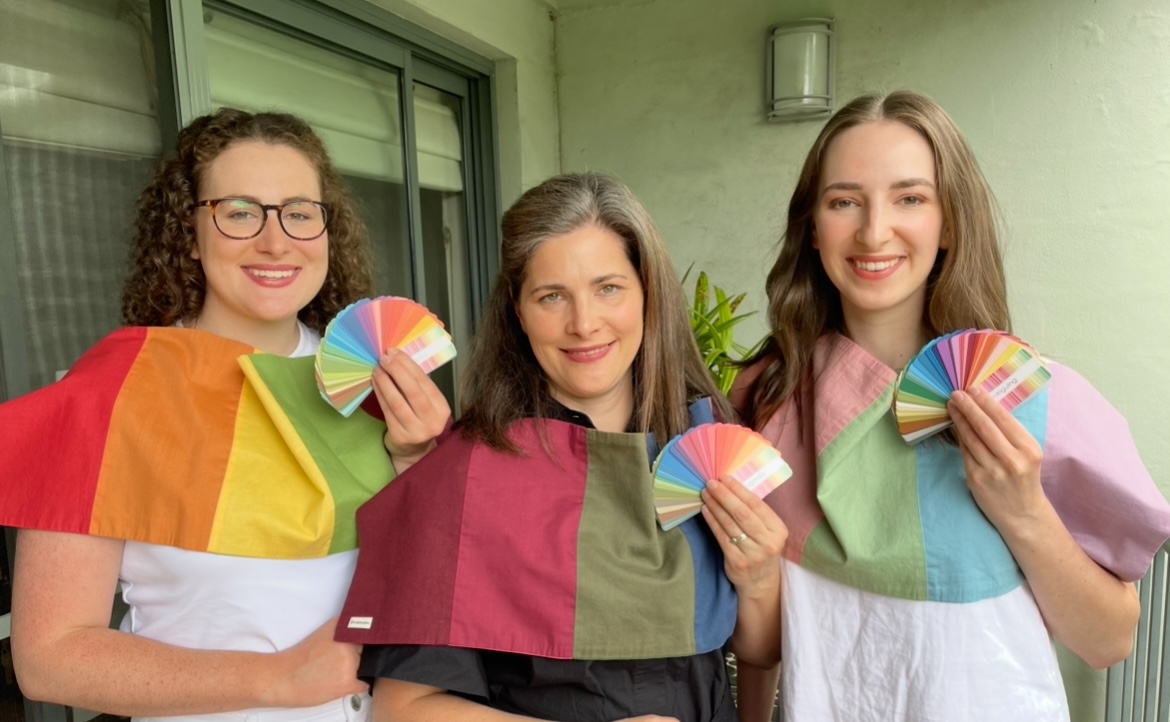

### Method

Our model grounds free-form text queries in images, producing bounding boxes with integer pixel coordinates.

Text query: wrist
[252,650,289,707]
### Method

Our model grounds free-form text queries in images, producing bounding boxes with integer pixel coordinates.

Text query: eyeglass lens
[213,199,326,240]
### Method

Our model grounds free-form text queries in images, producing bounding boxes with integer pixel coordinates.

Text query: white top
[781,560,1070,722]
[119,323,369,722]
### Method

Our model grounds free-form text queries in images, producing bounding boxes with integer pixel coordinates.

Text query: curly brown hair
[121,107,372,332]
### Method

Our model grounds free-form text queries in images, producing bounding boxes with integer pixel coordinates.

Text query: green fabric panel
[573,429,697,658]
[801,384,928,600]
[244,354,394,553]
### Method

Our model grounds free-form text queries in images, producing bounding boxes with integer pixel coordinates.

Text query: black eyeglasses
[195,198,329,241]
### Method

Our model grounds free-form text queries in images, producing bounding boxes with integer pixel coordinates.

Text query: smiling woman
[514,223,645,432]
[0,107,451,722]
[338,172,789,722]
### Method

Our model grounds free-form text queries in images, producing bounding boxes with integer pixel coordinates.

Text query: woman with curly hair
[0,108,449,722]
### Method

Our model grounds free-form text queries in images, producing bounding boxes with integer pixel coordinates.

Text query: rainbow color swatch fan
[652,423,792,531]
[893,329,1052,444]
[316,296,456,416]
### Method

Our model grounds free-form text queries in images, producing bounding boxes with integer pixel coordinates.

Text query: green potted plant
[683,266,767,395]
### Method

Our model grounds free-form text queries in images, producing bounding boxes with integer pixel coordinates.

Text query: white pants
[134,693,372,722]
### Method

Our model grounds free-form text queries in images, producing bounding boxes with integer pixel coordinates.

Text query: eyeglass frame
[194,198,330,241]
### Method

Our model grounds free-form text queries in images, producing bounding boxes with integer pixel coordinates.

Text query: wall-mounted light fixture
[766,18,835,123]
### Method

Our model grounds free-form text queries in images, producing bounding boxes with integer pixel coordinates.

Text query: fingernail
[706,480,721,491]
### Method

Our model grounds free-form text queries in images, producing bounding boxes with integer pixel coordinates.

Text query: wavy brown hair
[746,90,1010,428]
[460,172,733,451]
[121,107,371,331]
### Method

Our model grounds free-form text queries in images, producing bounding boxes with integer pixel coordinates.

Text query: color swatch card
[893,329,1051,444]
[652,423,792,531]
[316,296,457,416]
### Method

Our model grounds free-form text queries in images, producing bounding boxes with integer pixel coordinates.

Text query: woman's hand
[266,617,367,708]
[701,476,787,666]
[700,477,787,595]
[947,387,1046,532]
[371,349,451,474]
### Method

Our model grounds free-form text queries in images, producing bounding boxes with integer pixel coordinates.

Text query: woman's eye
[827,198,856,210]
[539,292,561,304]
[900,196,924,207]
[599,284,619,295]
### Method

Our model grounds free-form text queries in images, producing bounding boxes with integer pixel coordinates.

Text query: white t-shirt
[781,560,1070,722]
[119,323,369,722]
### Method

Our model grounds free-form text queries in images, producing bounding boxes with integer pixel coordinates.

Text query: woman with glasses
[0,108,449,722]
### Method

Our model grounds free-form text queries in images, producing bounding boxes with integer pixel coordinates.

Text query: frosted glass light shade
[767,19,834,122]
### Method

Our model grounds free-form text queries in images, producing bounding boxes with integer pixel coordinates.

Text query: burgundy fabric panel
[446,420,588,658]
[335,434,472,645]
[0,327,146,534]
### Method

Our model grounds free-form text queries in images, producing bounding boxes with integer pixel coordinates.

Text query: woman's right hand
[372,349,451,474]
[267,617,367,707]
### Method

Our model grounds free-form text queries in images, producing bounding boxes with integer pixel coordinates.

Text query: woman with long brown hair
[340,172,787,722]
[734,90,1170,721]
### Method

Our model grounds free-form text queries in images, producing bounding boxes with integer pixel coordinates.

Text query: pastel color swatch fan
[315,296,457,416]
[652,423,792,531]
[893,329,1051,444]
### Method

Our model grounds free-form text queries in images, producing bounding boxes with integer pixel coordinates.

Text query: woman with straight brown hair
[733,90,1170,721]
[339,172,788,722]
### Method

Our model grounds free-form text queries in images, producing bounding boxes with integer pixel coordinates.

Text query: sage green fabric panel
[802,385,928,600]
[573,429,697,658]
[241,354,394,554]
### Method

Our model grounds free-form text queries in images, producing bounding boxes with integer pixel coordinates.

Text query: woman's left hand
[700,477,787,596]
[947,387,1046,531]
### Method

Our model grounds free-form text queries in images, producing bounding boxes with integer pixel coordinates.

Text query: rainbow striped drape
[337,402,739,661]
[0,327,392,559]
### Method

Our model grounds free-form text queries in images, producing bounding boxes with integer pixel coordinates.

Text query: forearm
[372,679,538,722]
[733,661,781,722]
[14,627,287,716]
[999,499,1139,669]
[728,573,782,667]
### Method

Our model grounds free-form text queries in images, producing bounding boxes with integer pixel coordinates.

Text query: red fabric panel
[446,422,586,657]
[0,327,147,534]
[337,421,589,658]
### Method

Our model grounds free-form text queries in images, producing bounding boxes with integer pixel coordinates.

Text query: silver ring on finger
[730,532,749,545]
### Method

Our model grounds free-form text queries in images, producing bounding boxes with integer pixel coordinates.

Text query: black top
[358,401,738,722]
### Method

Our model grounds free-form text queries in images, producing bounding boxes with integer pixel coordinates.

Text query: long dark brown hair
[121,107,372,332]
[746,90,1010,428]
[459,172,733,451]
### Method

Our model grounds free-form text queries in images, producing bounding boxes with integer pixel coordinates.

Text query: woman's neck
[189,309,302,356]
[552,383,635,434]
[842,307,930,371]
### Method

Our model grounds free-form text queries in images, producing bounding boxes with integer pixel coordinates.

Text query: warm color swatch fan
[893,329,1051,444]
[652,423,792,531]
[315,296,456,416]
